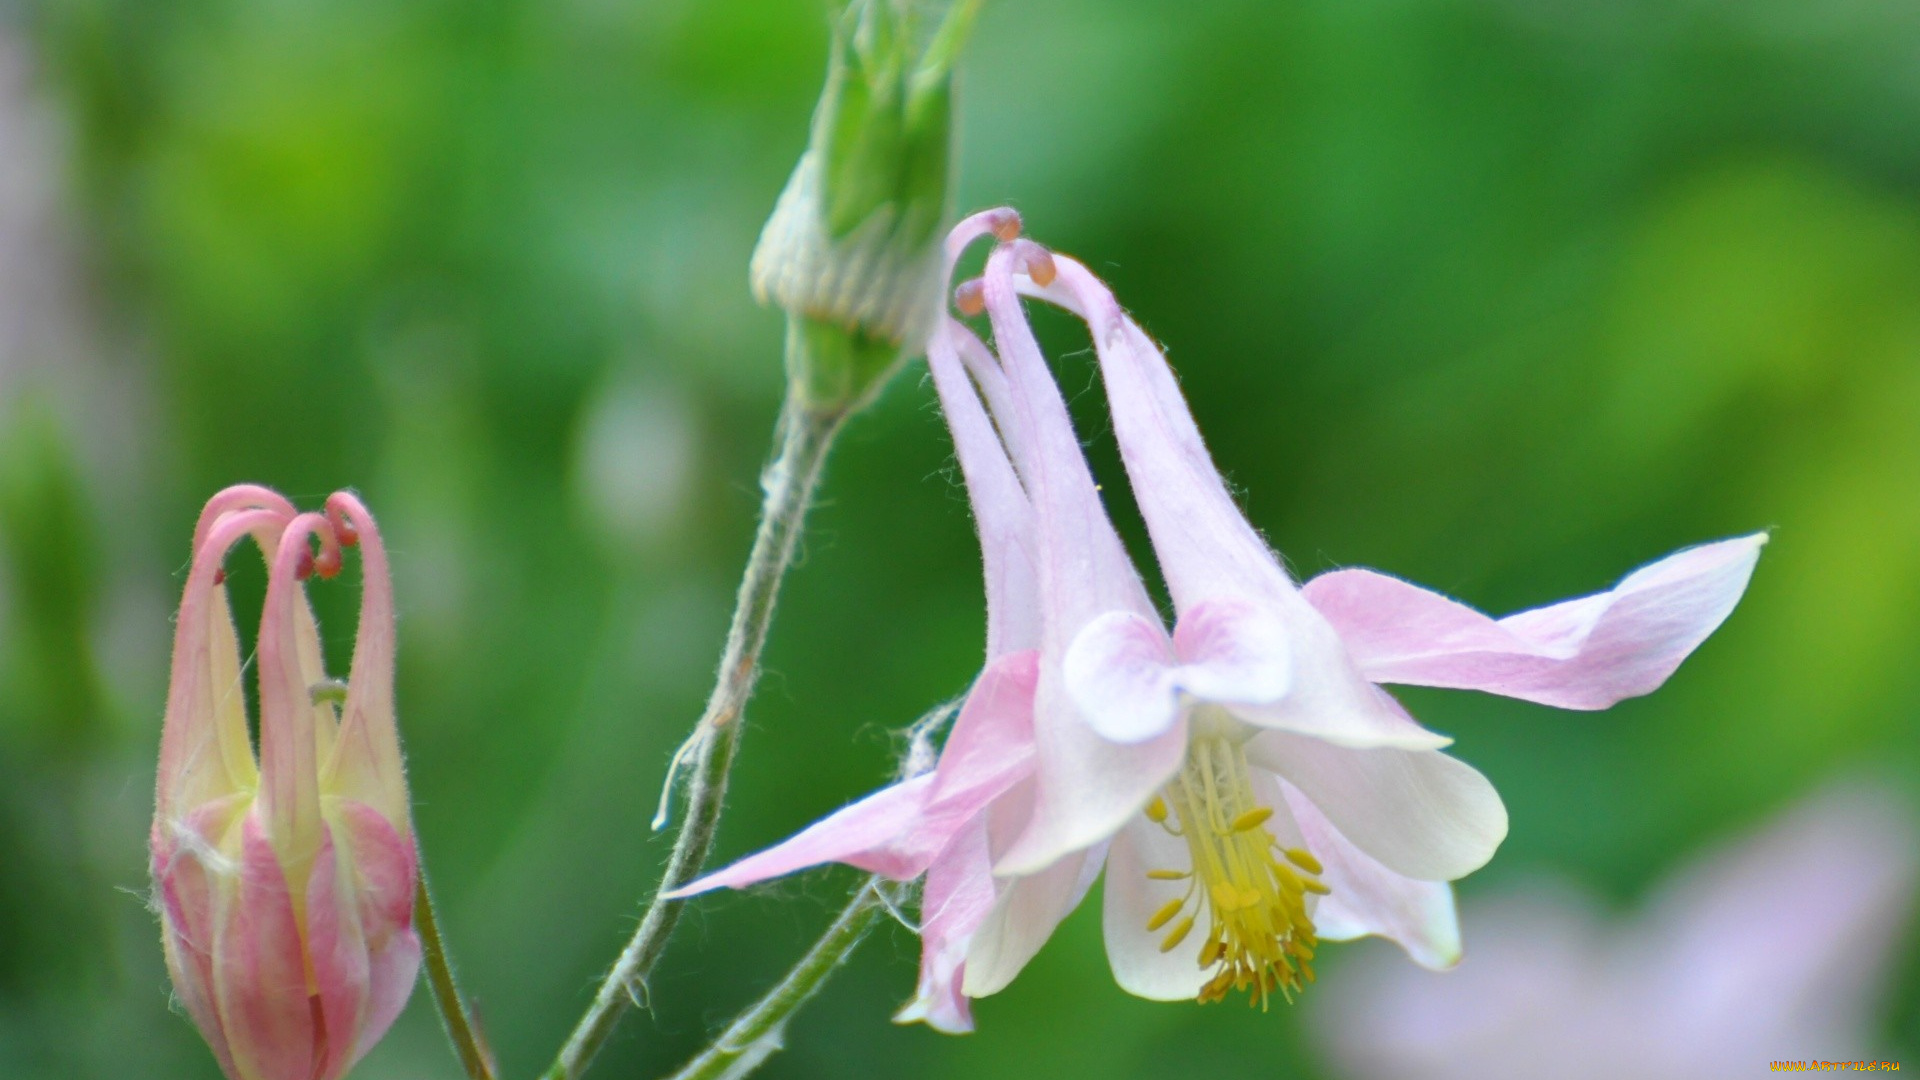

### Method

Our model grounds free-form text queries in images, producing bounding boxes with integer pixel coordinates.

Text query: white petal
[1063,610,1181,743]
[961,847,1097,999]
[1248,731,1507,882]
[1101,815,1212,1001]
[1280,779,1461,970]
[1168,597,1292,705]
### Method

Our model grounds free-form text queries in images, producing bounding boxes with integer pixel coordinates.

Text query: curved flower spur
[151,485,419,1080]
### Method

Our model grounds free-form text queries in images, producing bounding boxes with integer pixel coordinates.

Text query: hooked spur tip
[986,207,1022,242]
[954,278,986,316]
[1010,239,1057,287]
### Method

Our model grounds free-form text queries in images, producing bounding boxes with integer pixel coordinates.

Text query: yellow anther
[1199,938,1225,968]
[1145,898,1186,932]
[1149,733,1321,1006]
[1230,807,1274,832]
[1159,916,1195,953]
[1146,869,1189,881]
[1302,878,1331,896]
[1283,848,1323,875]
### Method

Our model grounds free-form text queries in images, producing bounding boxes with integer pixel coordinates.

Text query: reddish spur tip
[295,548,316,581]
[1012,239,1057,287]
[955,279,986,316]
[987,208,1022,242]
[213,568,227,586]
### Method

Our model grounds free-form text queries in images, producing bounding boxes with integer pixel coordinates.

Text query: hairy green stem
[542,390,849,1080]
[416,872,498,1080]
[664,879,890,1080]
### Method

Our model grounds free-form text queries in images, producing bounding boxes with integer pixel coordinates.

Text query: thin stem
[416,872,498,1080]
[664,879,890,1080]
[543,389,849,1080]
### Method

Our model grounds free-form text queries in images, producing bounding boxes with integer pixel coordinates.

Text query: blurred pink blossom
[1314,782,1919,1079]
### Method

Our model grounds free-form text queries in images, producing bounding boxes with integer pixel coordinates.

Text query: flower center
[1144,736,1326,1007]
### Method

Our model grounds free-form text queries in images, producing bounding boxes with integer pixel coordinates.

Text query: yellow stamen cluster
[1145,737,1326,1008]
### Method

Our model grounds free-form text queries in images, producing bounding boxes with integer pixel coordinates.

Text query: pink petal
[978,244,1186,873]
[1062,611,1181,744]
[256,513,335,879]
[1248,731,1507,882]
[215,815,319,1080]
[1101,815,1213,1000]
[1634,782,1918,1047]
[1301,534,1766,709]
[332,799,422,1064]
[927,321,1042,658]
[322,494,413,834]
[1019,256,1448,752]
[329,799,418,945]
[1280,780,1461,970]
[157,507,283,824]
[979,244,1159,644]
[1169,597,1293,705]
[1022,258,1293,612]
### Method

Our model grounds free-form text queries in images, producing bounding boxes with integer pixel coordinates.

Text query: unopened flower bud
[751,0,978,409]
[151,485,418,1080]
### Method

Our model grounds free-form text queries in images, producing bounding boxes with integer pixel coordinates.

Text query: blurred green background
[2,0,1917,1076]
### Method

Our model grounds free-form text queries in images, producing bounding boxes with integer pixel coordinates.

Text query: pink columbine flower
[964,221,1765,1007]
[152,485,420,1080]
[676,211,1763,1022]
[1313,781,1918,1079]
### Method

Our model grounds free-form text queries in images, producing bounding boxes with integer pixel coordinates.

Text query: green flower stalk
[752,0,979,410]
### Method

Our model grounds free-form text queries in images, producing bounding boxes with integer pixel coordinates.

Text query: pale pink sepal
[670,775,939,897]
[216,817,319,1080]
[1280,781,1462,970]
[1248,729,1507,882]
[669,651,1041,897]
[1300,534,1766,709]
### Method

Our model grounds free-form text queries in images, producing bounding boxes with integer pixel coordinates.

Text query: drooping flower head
[975,224,1766,999]
[673,209,1763,1024]
[152,485,419,1080]
[969,225,1764,1004]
